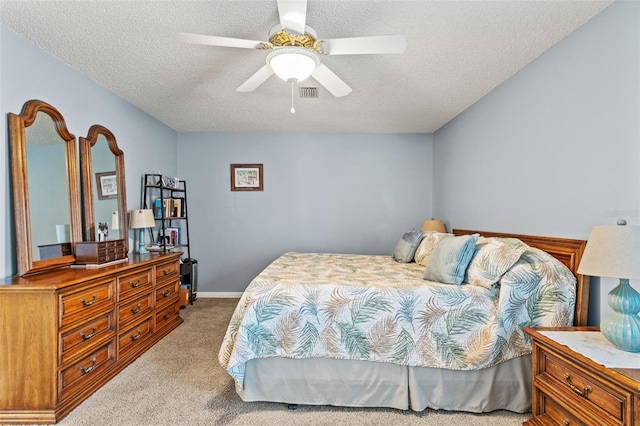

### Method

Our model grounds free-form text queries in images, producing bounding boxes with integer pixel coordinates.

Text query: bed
[218,229,589,413]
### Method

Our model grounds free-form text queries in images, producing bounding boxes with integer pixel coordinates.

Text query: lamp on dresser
[422,219,447,233]
[129,209,155,254]
[577,223,640,352]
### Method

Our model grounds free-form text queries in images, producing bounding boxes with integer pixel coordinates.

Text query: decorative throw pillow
[464,237,529,289]
[423,234,479,284]
[391,228,424,263]
[414,232,453,266]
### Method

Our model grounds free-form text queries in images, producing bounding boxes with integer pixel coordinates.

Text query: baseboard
[196,291,243,298]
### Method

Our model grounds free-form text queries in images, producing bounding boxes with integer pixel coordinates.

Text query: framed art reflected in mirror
[95,171,117,200]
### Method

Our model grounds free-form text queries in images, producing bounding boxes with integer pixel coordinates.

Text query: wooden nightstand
[524,327,640,426]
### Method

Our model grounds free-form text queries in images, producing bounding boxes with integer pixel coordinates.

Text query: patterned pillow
[423,234,479,284]
[391,228,424,263]
[414,232,453,266]
[464,237,528,289]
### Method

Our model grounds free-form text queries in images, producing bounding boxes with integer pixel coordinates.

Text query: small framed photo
[230,164,263,191]
[95,171,117,200]
[163,176,180,188]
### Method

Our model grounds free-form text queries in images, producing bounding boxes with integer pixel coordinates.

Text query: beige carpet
[59,298,530,425]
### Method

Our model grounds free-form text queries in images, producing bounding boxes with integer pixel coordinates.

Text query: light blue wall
[3,1,637,326]
[177,132,433,293]
[433,1,640,325]
[1,25,178,277]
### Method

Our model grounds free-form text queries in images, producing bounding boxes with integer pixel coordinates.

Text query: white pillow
[414,232,453,266]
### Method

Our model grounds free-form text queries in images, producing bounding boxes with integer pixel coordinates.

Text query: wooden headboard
[453,229,589,326]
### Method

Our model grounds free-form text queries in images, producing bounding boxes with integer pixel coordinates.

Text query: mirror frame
[9,99,82,276]
[79,125,128,249]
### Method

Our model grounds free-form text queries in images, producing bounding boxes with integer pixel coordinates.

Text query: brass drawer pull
[564,420,570,426]
[130,303,142,314]
[130,279,141,288]
[79,357,97,375]
[163,312,172,320]
[80,326,97,340]
[163,290,172,297]
[130,329,142,341]
[163,268,172,275]
[80,294,97,307]
[564,373,591,398]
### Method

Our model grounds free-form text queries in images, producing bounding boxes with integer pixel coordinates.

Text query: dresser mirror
[8,100,82,276]
[79,125,128,248]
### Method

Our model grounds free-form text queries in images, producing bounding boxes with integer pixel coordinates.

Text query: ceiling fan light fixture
[267,47,319,83]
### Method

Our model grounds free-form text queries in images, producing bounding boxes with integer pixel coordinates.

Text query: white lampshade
[128,209,155,229]
[267,47,319,82]
[111,211,119,231]
[421,219,447,233]
[577,225,640,279]
[578,224,640,353]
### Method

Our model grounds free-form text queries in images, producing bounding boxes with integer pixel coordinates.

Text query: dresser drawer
[60,311,115,365]
[59,341,115,394]
[539,348,630,424]
[59,279,115,327]
[118,317,152,357]
[155,280,180,307]
[155,302,180,330]
[118,293,153,328]
[117,267,153,301]
[155,259,180,285]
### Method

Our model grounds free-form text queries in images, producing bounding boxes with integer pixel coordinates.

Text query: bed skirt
[236,355,532,413]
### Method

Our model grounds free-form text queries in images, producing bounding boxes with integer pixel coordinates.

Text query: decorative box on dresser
[524,327,640,426]
[0,252,183,424]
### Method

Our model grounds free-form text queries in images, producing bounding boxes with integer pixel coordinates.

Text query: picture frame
[162,176,180,189]
[230,164,263,191]
[95,171,117,200]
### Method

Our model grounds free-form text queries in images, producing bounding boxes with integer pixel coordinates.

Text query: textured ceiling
[0,1,612,133]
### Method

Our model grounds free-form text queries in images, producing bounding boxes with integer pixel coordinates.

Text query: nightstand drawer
[540,391,588,426]
[540,349,630,424]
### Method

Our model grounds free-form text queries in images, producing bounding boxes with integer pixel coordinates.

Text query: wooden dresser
[524,327,640,426]
[0,253,183,424]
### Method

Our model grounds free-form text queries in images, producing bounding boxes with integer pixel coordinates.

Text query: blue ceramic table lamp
[578,223,640,353]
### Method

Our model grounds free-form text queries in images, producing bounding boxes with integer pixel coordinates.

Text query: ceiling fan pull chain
[290,81,296,114]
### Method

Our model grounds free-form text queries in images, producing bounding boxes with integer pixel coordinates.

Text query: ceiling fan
[179,0,407,108]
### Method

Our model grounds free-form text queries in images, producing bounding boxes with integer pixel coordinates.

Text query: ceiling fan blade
[277,0,307,35]
[237,65,275,92]
[178,32,264,49]
[320,35,407,55]
[311,64,352,98]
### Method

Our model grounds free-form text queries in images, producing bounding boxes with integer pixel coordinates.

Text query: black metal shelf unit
[142,173,197,303]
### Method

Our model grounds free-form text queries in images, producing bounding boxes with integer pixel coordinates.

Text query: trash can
[181,258,198,304]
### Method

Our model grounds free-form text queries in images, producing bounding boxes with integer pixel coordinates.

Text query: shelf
[142,173,191,260]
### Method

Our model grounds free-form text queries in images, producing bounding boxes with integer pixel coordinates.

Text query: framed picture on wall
[230,164,263,191]
[95,171,117,200]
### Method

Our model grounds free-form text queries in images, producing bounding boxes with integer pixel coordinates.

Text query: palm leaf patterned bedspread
[219,249,576,386]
